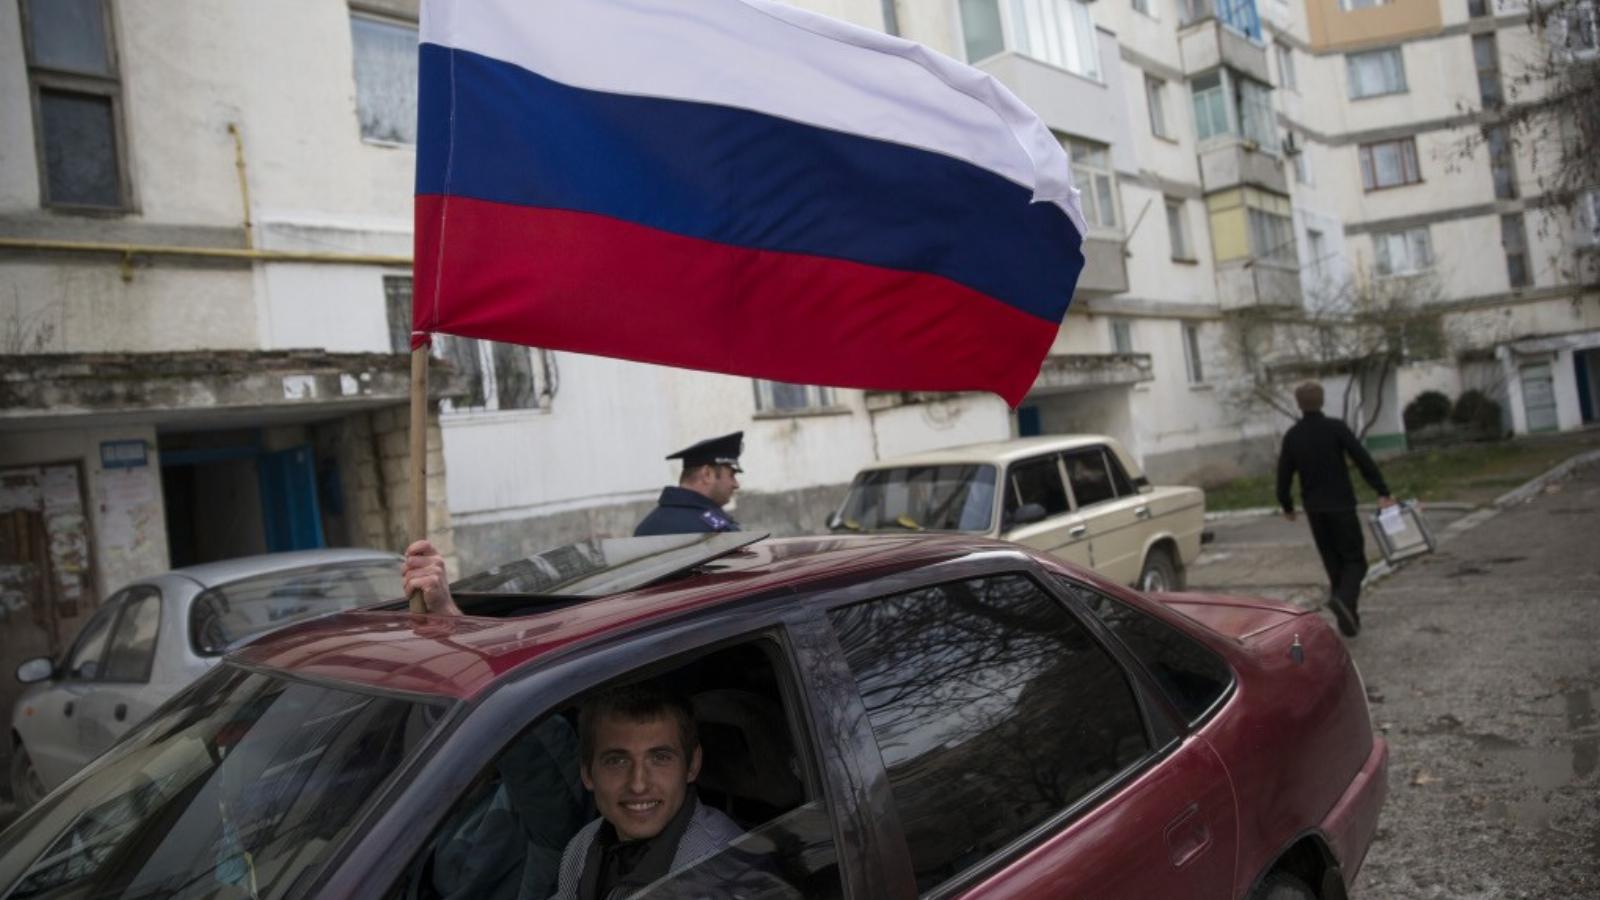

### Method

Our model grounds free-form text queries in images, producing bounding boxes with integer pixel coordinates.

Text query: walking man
[1277,382,1396,637]
[634,432,744,536]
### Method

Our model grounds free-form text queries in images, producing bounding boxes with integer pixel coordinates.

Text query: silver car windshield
[837,465,998,532]
[0,667,444,900]
[190,561,404,655]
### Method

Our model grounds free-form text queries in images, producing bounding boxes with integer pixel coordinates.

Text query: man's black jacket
[633,486,740,535]
[1276,411,1391,513]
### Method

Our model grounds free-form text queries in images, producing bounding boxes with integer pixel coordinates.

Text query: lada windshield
[835,464,998,532]
[0,666,445,900]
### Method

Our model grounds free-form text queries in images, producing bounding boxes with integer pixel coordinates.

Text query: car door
[1063,445,1155,586]
[77,586,162,759]
[19,596,122,788]
[820,569,1237,900]
[1000,454,1091,570]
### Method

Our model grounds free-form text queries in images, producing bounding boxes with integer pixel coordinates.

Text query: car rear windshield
[190,560,404,655]
[837,465,997,532]
[0,667,445,900]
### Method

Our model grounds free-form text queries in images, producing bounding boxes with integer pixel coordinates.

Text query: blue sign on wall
[100,439,149,469]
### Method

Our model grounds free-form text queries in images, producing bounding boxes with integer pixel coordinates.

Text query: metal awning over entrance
[1027,352,1154,397]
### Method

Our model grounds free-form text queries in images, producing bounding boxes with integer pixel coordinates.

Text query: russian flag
[414,0,1086,406]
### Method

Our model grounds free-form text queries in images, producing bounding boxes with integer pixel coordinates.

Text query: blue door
[258,446,325,552]
[1017,406,1042,437]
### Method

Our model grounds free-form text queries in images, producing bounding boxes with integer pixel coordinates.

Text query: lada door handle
[114,703,128,722]
[1069,525,1088,539]
[63,701,74,718]
[1135,506,1152,519]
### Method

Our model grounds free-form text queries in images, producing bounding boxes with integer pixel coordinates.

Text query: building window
[959,0,1101,80]
[754,381,836,413]
[385,276,544,412]
[1180,0,1262,38]
[1359,138,1422,190]
[1468,0,1489,17]
[1248,207,1297,265]
[1347,47,1407,98]
[1501,214,1531,288]
[1062,136,1119,231]
[20,0,128,210]
[1166,199,1194,260]
[1293,144,1312,185]
[1339,0,1391,9]
[1579,189,1600,246]
[1485,125,1517,199]
[1472,33,1502,107]
[1191,70,1275,151]
[1191,73,1232,141]
[1373,227,1433,276]
[351,14,419,144]
[1307,228,1328,281]
[1110,319,1135,354]
[1133,0,1153,15]
[1552,1,1599,57]
[1275,41,1298,91]
[1146,75,1172,139]
[1182,323,1205,384]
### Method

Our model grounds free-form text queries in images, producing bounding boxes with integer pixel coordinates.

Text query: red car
[0,533,1386,899]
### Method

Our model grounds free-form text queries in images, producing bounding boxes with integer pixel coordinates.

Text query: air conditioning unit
[1282,132,1302,156]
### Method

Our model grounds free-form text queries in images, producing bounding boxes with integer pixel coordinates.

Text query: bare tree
[2,285,58,354]
[1457,0,1600,286]
[1218,272,1447,438]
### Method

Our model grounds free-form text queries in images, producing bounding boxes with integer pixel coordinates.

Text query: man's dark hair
[578,682,699,767]
[1295,381,1325,413]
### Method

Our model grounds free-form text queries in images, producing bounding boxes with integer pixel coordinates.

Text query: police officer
[634,432,744,535]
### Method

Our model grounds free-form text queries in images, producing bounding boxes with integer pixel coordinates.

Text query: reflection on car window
[839,465,996,532]
[828,575,1150,893]
[190,561,403,655]
[1004,456,1068,521]
[0,667,442,900]
[1105,450,1136,497]
[103,589,160,682]
[1064,449,1116,508]
[636,800,839,900]
[66,600,120,680]
[1062,578,1235,725]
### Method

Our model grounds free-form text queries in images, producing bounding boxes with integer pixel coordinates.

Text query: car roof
[231,534,1017,700]
[853,434,1115,470]
[164,548,402,589]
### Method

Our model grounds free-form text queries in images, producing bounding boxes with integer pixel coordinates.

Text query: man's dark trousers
[1307,509,1367,614]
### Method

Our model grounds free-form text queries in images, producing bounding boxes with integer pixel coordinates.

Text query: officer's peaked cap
[668,431,743,472]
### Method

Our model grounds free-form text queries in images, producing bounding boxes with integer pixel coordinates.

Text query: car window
[1003,455,1069,522]
[1064,448,1116,508]
[64,598,121,680]
[191,560,403,655]
[1105,449,1136,497]
[1062,578,1235,725]
[102,588,161,682]
[827,575,1151,893]
[388,639,842,900]
[837,465,997,532]
[0,667,444,900]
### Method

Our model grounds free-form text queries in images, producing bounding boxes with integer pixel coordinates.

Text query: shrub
[1403,390,1453,433]
[1451,389,1503,437]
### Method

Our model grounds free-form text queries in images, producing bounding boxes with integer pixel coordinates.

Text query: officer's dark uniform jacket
[633,487,740,536]
[1275,410,1391,513]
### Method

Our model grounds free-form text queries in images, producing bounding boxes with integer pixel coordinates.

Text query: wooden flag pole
[407,344,430,613]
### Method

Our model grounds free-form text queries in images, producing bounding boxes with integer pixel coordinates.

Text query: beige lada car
[829,435,1205,591]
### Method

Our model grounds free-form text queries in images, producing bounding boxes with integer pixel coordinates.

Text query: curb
[1361,448,1600,589]
[1204,501,1475,522]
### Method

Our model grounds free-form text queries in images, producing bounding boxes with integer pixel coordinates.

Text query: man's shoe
[1328,597,1360,637]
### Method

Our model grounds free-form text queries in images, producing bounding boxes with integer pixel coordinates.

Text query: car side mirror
[825,511,845,531]
[1011,502,1048,526]
[16,657,54,685]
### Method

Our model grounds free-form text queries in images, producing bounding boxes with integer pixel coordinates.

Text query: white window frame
[1578,189,1600,246]
[383,275,549,415]
[1146,75,1172,140]
[1339,0,1391,9]
[1372,226,1434,277]
[1110,318,1135,354]
[1275,41,1297,91]
[1061,135,1121,233]
[1182,323,1206,385]
[1133,0,1153,15]
[1346,47,1407,99]
[1247,207,1297,265]
[350,12,420,146]
[1307,228,1328,281]
[1359,138,1422,190]
[1191,71,1233,142]
[1550,0,1599,59]
[753,380,837,414]
[957,0,1102,81]
[1165,198,1194,261]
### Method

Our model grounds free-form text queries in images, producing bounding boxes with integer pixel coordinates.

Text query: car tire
[9,741,46,810]
[1252,872,1317,900]
[1138,546,1180,592]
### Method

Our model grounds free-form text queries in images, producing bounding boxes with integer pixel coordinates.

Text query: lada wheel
[1138,547,1179,592]
[9,743,46,810]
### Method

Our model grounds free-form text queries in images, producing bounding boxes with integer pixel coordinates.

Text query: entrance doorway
[159,430,327,567]
[1577,349,1598,425]
[1519,363,1559,433]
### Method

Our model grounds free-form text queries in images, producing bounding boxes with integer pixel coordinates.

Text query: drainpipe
[0,239,410,283]
[226,122,255,251]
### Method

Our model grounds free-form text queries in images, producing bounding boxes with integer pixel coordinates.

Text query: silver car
[9,548,402,808]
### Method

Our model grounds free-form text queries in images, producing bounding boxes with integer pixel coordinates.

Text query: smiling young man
[549,683,743,900]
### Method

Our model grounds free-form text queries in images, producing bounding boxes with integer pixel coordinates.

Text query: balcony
[1199,140,1288,194]
[1215,259,1303,311]
[1029,352,1154,396]
[1178,0,1270,83]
